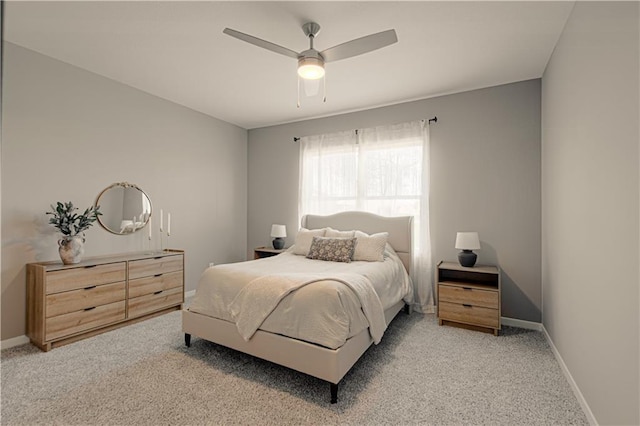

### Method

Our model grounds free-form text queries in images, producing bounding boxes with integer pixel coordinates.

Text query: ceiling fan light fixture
[297,57,325,80]
[223,22,397,106]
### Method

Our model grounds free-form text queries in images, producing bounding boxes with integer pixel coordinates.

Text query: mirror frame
[95,182,153,235]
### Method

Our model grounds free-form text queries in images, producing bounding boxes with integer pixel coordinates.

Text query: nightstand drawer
[46,281,126,318]
[129,256,183,280]
[439,301,499,329]
[46,262,126,294]
[46,301,126,341]
[128,271,183,299]
[439,284,498,309]
[128,286,183,318]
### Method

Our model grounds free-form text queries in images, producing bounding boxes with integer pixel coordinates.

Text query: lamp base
[458,250,477,267]
[272,237,285,250]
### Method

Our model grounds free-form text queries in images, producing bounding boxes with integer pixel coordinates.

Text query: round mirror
[96,182,152,235]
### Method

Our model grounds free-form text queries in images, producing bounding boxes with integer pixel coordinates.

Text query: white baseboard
[1,335,30,351]
[499,318,596,425]
[184,289,196,299]
[501,316,543,331]
[542,325,598,426]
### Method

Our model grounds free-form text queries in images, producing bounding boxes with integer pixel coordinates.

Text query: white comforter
[189,245,412,349]
[228,273,386,344]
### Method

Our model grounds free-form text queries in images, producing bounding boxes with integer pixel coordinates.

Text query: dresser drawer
[128,286,183,318]
[46,282,126,318]
[439,301,499,329]
[128,256,183,280]
[46,262,126,294]
[439,284,498,309]
[129,271,183,299]
[45,301,126,341]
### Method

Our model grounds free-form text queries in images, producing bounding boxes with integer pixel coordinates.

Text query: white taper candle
[167,213,171,236]
[148,217,152,239]
[160,209,163,232]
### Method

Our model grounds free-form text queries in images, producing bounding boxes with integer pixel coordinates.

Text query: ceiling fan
[223,22,397,103]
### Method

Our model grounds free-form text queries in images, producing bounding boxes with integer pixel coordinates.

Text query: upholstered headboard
[301,211,413,273]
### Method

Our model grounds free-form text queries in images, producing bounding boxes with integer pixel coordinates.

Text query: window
[299,120,434,312]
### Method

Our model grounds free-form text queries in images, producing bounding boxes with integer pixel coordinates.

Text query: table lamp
[455,232,481,267]
[271,224,287,249]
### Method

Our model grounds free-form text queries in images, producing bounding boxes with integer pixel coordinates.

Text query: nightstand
[436,261,501,335]
[254,247,286,259]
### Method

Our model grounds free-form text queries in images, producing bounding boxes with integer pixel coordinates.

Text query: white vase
[58,235,85,265]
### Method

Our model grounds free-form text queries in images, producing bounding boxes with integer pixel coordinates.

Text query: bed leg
[185,333,191,347]
[404,303,412,315]
[330,383,338,404]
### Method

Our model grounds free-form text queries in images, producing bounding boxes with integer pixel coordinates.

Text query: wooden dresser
[27,250,184,351]
[436,261,501,335]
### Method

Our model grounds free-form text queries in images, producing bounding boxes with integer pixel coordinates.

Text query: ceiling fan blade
[321,29,398,62]
[223,28,299,59]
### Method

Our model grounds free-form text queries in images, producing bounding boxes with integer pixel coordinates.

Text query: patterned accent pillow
[292,228,327,255]
[306,237,356,263]
[353,231,389,262]
[325,228,356,238]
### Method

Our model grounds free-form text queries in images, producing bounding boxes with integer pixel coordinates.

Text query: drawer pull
[462,304,472,308]
[462,287,472,291]
[153,290,163,295]
[84,306,96,311]
[84,265,97,269]
[154,256,163,260]
[83,285,97,290]
[154,274,163,277]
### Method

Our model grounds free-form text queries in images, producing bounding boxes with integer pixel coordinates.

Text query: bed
[182,211,413,403]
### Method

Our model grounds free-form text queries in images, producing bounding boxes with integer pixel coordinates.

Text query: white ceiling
[4,1,574,129]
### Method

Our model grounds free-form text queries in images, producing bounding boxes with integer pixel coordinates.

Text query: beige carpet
[1,310,588,425]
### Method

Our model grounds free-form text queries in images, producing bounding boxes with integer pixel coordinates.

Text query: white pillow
[325,228,356,238]
[353,231,389,262]
[292,228,327,255]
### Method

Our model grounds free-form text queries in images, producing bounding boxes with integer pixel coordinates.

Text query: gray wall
[1,43,248,341]
[542,2,639,425]
[248,79,542,322]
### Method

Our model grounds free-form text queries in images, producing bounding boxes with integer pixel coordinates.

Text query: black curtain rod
[293,116,437,142]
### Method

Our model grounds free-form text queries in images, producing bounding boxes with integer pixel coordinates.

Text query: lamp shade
[302,78,321,96]
[455,232,481,250]
[270,224,287,238]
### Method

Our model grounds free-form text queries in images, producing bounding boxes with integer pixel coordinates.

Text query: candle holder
[147,217,154,253]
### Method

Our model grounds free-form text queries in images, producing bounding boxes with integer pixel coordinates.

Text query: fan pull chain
[323,74,326,103]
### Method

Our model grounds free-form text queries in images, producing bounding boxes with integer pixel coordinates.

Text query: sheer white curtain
[298,120,434,313]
